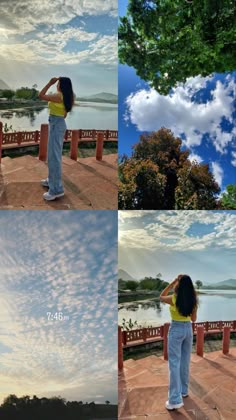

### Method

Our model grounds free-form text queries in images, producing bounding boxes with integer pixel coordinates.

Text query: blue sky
[119,211,236,284]
[118,1,236,192]
[0,211,117,404]
[0,0,117,95]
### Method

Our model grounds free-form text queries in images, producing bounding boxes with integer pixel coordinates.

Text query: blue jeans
[168,321,193,405]
[47,115,66,195]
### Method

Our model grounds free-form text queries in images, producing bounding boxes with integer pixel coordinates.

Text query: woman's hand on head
[49,77,59,85]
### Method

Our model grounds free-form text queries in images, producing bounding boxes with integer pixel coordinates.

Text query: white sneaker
[43,192,64,201]
[41,178,49,188]
[165,400,184,410]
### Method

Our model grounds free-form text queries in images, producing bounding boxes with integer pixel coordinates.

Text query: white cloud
[211,162,224,188]
[0,212,117,403]
[231,151,236,167]
[125,75,236,154]
[119,211,236,251]
[0,0,117,34]
[0,1,117,66]
[189,153,203,164]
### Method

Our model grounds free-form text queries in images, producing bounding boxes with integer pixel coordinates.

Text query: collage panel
[118,1,236,210]
[0,0,118,210]
[118,210,236,418]
[0,211,118,419]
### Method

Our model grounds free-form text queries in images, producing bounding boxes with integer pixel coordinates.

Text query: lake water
[0,102,117,131]
[118,290,236,328]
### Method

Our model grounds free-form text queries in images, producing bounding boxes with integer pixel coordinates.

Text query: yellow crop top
[48,94,65,117]
[169,294,191,321]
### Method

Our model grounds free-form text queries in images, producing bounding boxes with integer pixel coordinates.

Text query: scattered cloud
[0,211,117,403]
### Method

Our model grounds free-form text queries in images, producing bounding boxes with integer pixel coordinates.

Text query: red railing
[0,122,118,163]
[121,320,236,346]
[1,128,117,147]
[118,321,236,369]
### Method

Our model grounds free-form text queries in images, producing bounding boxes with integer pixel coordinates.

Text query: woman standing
[160,274,198,411]
[39,77,74,201]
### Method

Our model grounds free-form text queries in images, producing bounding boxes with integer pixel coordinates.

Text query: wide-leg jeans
[47,115,66,195]
[168,321,193,405]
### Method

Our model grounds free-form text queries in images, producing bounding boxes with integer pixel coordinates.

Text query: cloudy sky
[0,0,117,95]
[118,1,236,191]
[0,211,117,404]
[119,210,236,284]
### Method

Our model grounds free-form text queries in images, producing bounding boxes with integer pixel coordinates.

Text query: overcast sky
[119,211,236,285]
[0,0,117,95]
[0,211,117,404]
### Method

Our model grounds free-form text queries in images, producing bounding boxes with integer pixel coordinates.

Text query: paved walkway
[0,154,118,209]
[119,348,236,419]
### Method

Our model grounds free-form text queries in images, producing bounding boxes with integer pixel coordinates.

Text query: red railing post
[196,325,204,357]
[123,330,127,346]
[96,131,104,161]
[70,130,79,161]
[35,130,39,143]
[143,328,147,342]
[118,326,123,370]
[39,124,48,161]
[223,326,230,355]
[163,323,170,361]
[0,121,2,163]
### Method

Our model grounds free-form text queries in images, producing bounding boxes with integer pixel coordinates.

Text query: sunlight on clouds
[0,0,117,67]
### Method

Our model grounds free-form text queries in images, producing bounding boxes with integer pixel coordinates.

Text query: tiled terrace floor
[0,154,117,209]
[119,348,236,419]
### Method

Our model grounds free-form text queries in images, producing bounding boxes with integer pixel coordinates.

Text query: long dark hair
[58,77,74,112]
[175,274,198,317]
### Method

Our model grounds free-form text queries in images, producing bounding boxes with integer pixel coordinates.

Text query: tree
[220,184,236,209]
[195,280,203,289]
[15,86,39,101]
[119,128,220,209]
[125,280,139,291]
[0,89,15,100]
[119,0,236,94]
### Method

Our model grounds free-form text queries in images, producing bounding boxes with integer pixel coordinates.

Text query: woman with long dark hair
[160,274,198,411]
[39,77,74,201]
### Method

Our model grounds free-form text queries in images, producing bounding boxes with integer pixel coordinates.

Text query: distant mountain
[0,79,11,90]
[203,279,236,289]
[118,269,136,281]
[77,92,118,104]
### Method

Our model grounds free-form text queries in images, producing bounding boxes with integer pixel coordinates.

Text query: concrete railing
[118,321,236,369]
[0,122,118,163]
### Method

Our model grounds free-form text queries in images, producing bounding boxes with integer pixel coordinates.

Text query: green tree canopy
[220,184,236,209]
[0,89,15,100]
[125,280,139,291]
[16,87,39,100]
[119,128,220,209]
[139,276,168,290]
[119,0,236,94]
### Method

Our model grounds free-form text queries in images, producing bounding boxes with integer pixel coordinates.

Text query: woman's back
[169,294,191,321]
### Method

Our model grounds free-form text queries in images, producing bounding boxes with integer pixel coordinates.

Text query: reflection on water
[119,300,161,312]
[118,291,236,327]
[0,102,117,131]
